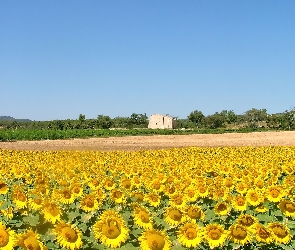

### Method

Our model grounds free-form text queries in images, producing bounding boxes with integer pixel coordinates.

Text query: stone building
[148,114,177,129]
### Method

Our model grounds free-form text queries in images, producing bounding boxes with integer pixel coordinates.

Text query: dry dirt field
[0,131,295,151]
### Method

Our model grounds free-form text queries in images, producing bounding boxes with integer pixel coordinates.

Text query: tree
[220,110,237,124]
[129,113,148,127]
[244,108,268,128]
[188,110,204,127]
[204,112,224,129]
[280,109,295,130]
[97,115,112,129]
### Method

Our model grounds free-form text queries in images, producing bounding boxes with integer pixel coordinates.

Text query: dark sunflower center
[0,230,9,247]
[240,216,254,227]
[63,191,71,199]
[134,193,144,202]
[85,198,94,208]
[271,225,288,238]
[258,227,270,239]
[237,198,245,206]
[102,220,121,239]
[232,226,247,240]
[270,189,280,198]
[113,191,122,199]
[217,203,227,211]
[48,204,60,216]
[17,192,26,202]
[147,234,165,250]
[62,227,78,242]
[188,208,201,219]
[225,179,233,187]
[185,228,197,240]
[24,236,41,250]
[122,180,131,189]
[139,211,150,223]
[174,196,182,205]
[285,202,295,213]
[209,228,221,240]
[169,209,182,221]
[250,193,258,201]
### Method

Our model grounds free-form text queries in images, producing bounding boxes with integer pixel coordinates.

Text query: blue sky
[1,1,294,121]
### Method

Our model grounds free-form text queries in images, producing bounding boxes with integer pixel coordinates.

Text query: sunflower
[255,205,269,213]
[197,184,209,198]
[12,187,27,209]
[211,187,229,201]
[149,180,163,193]
[133,205,153,230]
[184,186,198,202]
[28,192,43,210]
[237,214,258,229]
[214,201,231,216]
[88,178,101,191]
[165,206,186,226]
[246,189,263,206]
[0,206,13,220]
[223,177,235,190]
[42,200,62,224]
[131,191,145,203]
[54,221,83,250]
[235,182,248,194]
[145,193,161,207]
[139,229,172,250]
[96,188,106,201]
[120,178,132,191]
[164,185,177,197]
[177,222,203,248]
[93,210,129,248]
[267,222,292,244]
[111,189,126,204]
[203,223,228,249]
[169,193,186,209]
[228,224,252,245]
[232,195,247,211]
[267,185,285,203]
[58,188,76,204]
[0,222,16,250]
[131,176,142,188]
[0,181,9,195]
[278,199,295,217]
[104,177,116,191]
[71,183,84,198]
[17,230,47,250]
[185,205,205,222]
[253,223,274,244]
[254,179,265,190]
[80,194,100,212]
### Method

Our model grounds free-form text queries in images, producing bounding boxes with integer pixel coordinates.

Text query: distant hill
[0,116,31,122]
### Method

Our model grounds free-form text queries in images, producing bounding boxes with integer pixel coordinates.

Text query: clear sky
[1,1,294,121]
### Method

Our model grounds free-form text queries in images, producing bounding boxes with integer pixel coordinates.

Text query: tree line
[0,108,295,131]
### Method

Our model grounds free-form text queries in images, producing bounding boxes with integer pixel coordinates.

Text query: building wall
[148,114,176,129]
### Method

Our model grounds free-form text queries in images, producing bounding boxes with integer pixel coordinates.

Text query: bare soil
[0,131,295,151]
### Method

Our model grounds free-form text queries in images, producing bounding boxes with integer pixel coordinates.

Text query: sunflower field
[1,146,295,250]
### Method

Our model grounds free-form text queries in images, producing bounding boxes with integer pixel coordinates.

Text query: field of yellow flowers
[1,146,295,249]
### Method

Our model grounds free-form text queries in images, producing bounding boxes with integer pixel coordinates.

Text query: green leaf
[172,243,187,250]
[46,242,59,249]
[256,213,273,223]
[78,222,88,233]
[122,210,131,222]
[26,213,40,226]
[205,208,216,221]
[0,202,8,209]
[68,211,80,222]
